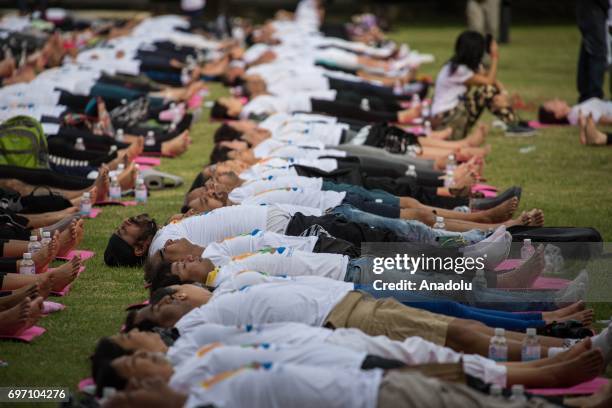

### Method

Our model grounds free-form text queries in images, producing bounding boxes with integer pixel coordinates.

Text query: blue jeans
[357,285,546,331]
[322,181,400,206]
[331,204,487,246]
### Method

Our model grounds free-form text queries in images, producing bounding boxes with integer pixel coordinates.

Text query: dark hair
[150,287,178,305]
[210,101,232,119]
[147,260,182,292]
[217,171,241,187]
[538,105,570,125]
[209,144,232,164]
[214,123,243,143]
[449,30,486,74]
[124,309,159,333]
[91,338,131,397]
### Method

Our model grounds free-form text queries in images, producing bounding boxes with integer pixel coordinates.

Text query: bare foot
[95,165,110,203]
[565,381,612,408]
[545,301,586,320]
[505,209,544,227]
[578,111,587,145]
[32,232,59,273]
[0,284,38,311]
[496,244,545,288]
[0,298,31,335]
[465,123,489,147]
[546,349,603,388]
[27,296,44,325]
[429,127,453,140]
[46,256,81,292]
[36,274,52,299]
[585,114,608,146]
[161,130,190,157]
[57,220,79,257]
[118,162,138,190]
[479,197,518,223]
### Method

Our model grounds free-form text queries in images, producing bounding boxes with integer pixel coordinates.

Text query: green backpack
[0,116,49,169]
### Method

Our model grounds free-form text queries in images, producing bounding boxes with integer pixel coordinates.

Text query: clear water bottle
[433,216,445,229]
[443,169,454,188]
[393,79,403,95]
[472,269,487,288]
[135,178,147,204]
[145,130,156,147]
[510,385,527,403]
[405,164,417,177]
[488,328,508,362]
[28,235,41,254]
[115,128,124,143]
[521,238,535,260]
[446,153,457,173]
[40,231,51,247]
[80,192,92,216]
[117,163,125,174]
[109,176,121,200]
[74,137,86,151]
[424,120,432,136]
[19,252,35,275]
[411,93,421,107]
[489,384,503,398]
[360,98,370,111]
[521,328,541,361]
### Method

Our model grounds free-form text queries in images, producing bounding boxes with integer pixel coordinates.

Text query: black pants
[310,98,397,123]
[0,165,93,190]
[328,77,412,102]
[576,0,609,102]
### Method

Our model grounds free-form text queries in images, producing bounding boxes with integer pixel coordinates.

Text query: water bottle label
[110,187,121,199]
[136,190,147,203]
[521,346,541,361]
[80,203,92,216]
[20,265,35,275]
[488,345,508,362]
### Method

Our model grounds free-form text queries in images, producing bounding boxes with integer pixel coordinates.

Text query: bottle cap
[84,192,90,198]
[448,153,455,160]
[436,216,444,223]
[111,175,118,181]
[490,384,502,396]
[511,384,524,394]
[409,164,415,171]
[118,163,125,171]
[136,177,144,184]
[23,252,32,260]
[526,328,536,336]
[524,238,531,244]
[494,328,505,336]
[30,235,38,241]
[42,231,50,238]
[476,269,485,277]
[147,131,154,137]
[76,137,83,143]
[117,128,124,135]
[110,145,118,153]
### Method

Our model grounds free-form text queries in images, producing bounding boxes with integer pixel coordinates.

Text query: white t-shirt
[170,342,366,393]
[185,363,381,408]
[167,322,333,367]
[202,229,318,266]
[229,175,323,203]
[242,187,345,211]
[175,275,354,335]
[238,158,338,180]
[431,63,474,115]
[253,138,325,158]
[149,205,270,255]
[212,247,349,287]
[568,98,612,125]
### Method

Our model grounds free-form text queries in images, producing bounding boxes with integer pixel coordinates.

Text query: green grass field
[1,24,611,393]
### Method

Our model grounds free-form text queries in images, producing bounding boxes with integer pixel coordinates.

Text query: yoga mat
[0,326,46,342]
[473,183,498,192]
[531,276,571,290]
[126,300,149,311]
[495,258,523,271]
[528,377,608,396]
[78,377,95,393]
[42,301,65,314]
[94,200,138,207]
[56,250,94,261]
[85,208,102,219]
[527,120,568,129]
[50,266,85,297]
[134,156,161,166]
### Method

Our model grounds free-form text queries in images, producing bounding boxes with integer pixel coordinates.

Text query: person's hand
[490,39,499,59]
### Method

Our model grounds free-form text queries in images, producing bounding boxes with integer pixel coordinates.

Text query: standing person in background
[576,0,609,103]
[466,0,501,40]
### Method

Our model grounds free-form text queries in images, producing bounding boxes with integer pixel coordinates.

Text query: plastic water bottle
[489,384,503,398]
[433,216,445,229]
[80,192,92,216]
[521,328,541,361]
[411,93,421,107]
[75,137,85,151]
[488,328,508,362]
[40,231,51,247]
[472,269,487,288]
[424,120,432,136]
[360,98,370,111]
[28,235,41,254]
[521,239,535,260]
[19,253,35,275]
[117,163,125,174]
[109,176,121,200]
[145,130,156,147]
[135,178,147,204]
[405,164,417,177]
[115,128,124,143]
[443,169,454,188]
[446,153,457,173]
[393,79,403,95]
[510,385,527,403]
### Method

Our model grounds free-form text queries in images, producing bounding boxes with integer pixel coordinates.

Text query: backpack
[0,115,49,169]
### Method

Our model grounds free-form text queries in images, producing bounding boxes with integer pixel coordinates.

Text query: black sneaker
[505,124,536,137]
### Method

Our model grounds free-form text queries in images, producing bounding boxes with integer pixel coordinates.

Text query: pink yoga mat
[56,250,94,262]
[134,156,161,166]
[0,326,46,342]
[531,276,571,290]
[85,208,102,219]
[527,120,568,129]
[50,266,85,297]
[528,377,608,396]
[42,301,65,314]
[495,258,523,271]
[94,200,137,207]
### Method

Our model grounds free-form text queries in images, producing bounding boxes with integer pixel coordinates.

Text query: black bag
[19,186,73,214]
[507,226,603,260]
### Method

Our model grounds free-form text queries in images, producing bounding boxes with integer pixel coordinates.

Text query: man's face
[111,351,174,385]
[115,215,153,246]
[228,119,257,133]
[135,296,195,328]
[188,193,224,213]
[160,238,199,263]
[168,284,212,308]
[170,256,212,282]
[219,96,243,117]
[110,329,168,354]
[103,378,184,408]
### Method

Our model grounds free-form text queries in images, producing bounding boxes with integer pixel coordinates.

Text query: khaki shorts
[324,291,453,346]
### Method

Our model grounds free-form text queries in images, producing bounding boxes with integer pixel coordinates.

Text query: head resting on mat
[538,99,571,124]
[104,214,158,267]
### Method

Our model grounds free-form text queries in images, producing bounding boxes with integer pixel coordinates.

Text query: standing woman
[430,30,533,139]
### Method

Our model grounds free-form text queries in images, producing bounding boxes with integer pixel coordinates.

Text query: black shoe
[505,124,536,137]
[537,320,594,339]
[470,186,522,211]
